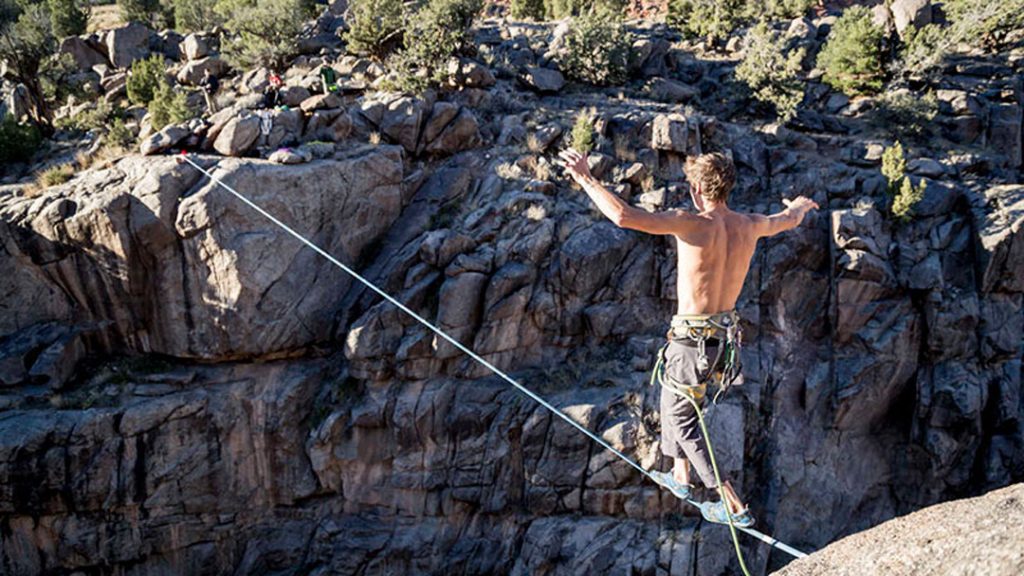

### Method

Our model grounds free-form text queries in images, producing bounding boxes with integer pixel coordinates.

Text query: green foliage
[217,0,317,71]
[735,21,805,121]
[55,100,115,132]
[106,117,136,149]
[892,176,926,222]
[544,0,624,19]
[896,1,1024,81]
[117,0,170,27]
[47,0,87,38]
[171,0,223,32]
[344,0,405,61]
[0,114,42,164]
[127,54,167,106]
[870,90,938,142]
[571,107,595,154]
[41,52,84,102]
[510,0,544,19]
[383,0,483,93]
[880,140,905,195]
[559,8,631,85]
[667,0,742,44]
[38,163,74,187]
[127,55,192,131]
[880,140,925,221]
[0,3,57,125]
[815,6,885,95]
[942,0,1024,50]
[148,82,195,130]
[896,23,945,80]
[748,0,815,20]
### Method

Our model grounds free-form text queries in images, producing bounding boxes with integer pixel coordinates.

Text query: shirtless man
[559,149,818,527]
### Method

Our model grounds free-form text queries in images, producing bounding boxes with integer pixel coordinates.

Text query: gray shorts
[659,340,729,488]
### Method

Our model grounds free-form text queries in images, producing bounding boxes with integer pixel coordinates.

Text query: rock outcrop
[0,147,404,366]
[773,483,1024,576]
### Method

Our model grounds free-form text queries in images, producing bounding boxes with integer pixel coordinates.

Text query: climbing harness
[650,312,753,576]
[176,153,808,563]
[660,310,743,405]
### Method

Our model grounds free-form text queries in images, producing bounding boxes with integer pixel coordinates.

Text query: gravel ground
[772,483,1024,576]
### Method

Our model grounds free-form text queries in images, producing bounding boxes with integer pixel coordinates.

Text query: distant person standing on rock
[200,68,220,114]
[559,148,818,528]
[318,65,337,94]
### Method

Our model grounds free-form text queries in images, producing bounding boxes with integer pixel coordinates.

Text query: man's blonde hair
[684,152,735,204]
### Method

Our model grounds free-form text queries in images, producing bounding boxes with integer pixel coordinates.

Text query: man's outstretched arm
[750,197,819,238]
[558,148,698,236]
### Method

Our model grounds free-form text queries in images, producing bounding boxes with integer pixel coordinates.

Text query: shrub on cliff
[171,0,224,32]
[881,141,925,221]
[510,0,544,19]
[148,82,195,130]
[896,1,1024,81]
[0,3,57,127]
[47,0,87,38]
[544,0,624,19]
[881,140,906,195]
[105,117,135,150]
[0,114,42,164]
[344,0,405,61]
[37,163,74,188]
[571,107,595,154]
[55,100,116,132]
[217,0,316,70]
[117,0,171,27]
[943,0,1024,51]
[815,6,885,95]
[752,0,815,20]
[735,21,805,121]
[383,0,482,93]
[892,175,926,221]
[869,90,937,142]
[127,54,167,106]
[667,0,742,45]
[559,8,630,85]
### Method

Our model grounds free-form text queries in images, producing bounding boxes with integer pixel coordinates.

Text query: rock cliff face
[1,147,403,363]
[2,16,1024,576]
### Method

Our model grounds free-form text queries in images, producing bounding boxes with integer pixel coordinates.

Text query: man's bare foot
[673,459,691,485]
[721,481,747,514]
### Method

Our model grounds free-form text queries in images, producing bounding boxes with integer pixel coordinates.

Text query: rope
[176,153,809,562]
[691,392,752,575]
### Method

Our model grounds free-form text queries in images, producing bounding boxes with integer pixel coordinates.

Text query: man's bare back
[673,208,760,315]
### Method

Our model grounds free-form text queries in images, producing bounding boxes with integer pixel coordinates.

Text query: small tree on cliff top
[735,21,806,122]
[816,6,886,95]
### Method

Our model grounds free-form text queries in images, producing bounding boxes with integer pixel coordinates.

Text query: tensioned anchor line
[177,153,808,561]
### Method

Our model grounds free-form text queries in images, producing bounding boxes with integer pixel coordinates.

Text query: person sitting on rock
[559,149,818,529]
[199,68,220,114]
[264,71,283,108]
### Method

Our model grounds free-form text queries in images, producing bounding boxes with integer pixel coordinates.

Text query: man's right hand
[783,196,819,224]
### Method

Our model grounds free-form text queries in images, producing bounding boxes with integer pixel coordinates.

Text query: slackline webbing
[177,153,809,561]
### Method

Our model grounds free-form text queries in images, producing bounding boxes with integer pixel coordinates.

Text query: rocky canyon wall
[1,18,1023,576]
